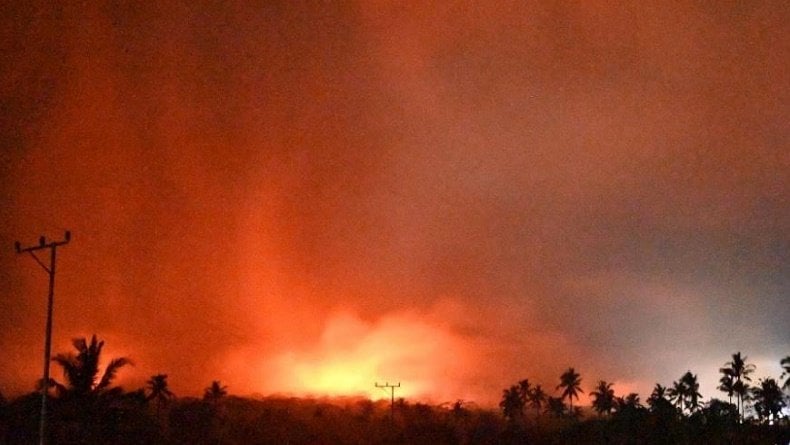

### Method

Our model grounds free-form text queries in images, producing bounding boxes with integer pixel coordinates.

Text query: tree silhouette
[667,371,700,414]
[647,383,675,416]
[45,335,147,443]
[527,384,546,419]
[780,356,790,390]
[557,368,583,413]
[723,352,755,421]
[704,398,738,425]
[51,334,131,398]
[717,368,735,406]
[203,380,228,405]
[668,378,688,414]
[0,389,6,422]
[146,373,174,418]
[680,371,702,414]
[646,384,665,408]
[667,373,703,416]
[447,399,472,418]
[499,385,523,422]
[614,393,642,412]
[546,396,566,417]
[751,378,785,424]
[590,380,615,416]
[517,379,531,407]
[612,392,645,425]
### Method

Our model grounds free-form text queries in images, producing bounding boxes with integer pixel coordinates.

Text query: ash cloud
[1,1,787,404]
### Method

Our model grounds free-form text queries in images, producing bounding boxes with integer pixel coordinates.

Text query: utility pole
[375,381,400,423]
[15,231,71,445]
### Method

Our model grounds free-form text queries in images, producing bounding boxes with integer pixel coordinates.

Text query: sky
[1,1,788,406]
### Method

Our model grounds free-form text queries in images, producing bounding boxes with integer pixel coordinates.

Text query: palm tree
[51,334,131,398]
[47,334,132,443]
[517,379,531,406]
[527,384,546,418]
[668,374,701,416]
[780,356,790,390]
[614,393,643,415]
[624,393,641,408]
[723,352,755,421]
[546,396,566,417]
[203,380,228,405]
[751,378,786,424]
[590,380,615,416]
[680,371,702,414]
[500,385,524,422]
[557,368,583,413]
[717,368,735,406]
[647,384,664,408]
[668,378,687,414]
[647,383,675,415]
[146,373,174,417]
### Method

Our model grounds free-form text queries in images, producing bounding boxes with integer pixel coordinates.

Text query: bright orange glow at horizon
[1,1,787,409]
[293,358,380,398]
[258,310,467,402]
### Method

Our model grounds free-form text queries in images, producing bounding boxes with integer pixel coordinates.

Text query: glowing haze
[1,2,787,406]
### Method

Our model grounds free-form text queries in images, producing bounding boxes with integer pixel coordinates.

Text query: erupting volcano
[1,1,787,414]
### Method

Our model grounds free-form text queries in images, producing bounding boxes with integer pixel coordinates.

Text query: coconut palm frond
[96,357,132,392]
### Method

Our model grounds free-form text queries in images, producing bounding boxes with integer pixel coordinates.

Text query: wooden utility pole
[375,381,400,422]
[15,231,71,445]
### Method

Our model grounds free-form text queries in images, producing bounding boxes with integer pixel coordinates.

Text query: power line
[15,231,71,445]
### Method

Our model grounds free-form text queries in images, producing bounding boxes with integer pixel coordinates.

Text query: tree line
[0,335,231,444]
[498,354,789,443]
[1,335,788,444]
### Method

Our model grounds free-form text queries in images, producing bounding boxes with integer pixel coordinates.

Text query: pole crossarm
[15,234,71,253]
[14,230,71,445]
[15,232,71,274]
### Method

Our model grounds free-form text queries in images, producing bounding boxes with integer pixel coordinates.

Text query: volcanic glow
[263,311,470,401]
[1,1,787,407]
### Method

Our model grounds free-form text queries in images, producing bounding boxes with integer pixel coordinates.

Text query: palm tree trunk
[738,393,742,423]
[736,377,742,423]
[736,382,740,423]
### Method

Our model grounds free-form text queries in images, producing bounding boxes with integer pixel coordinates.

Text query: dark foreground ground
[1,393,788,444]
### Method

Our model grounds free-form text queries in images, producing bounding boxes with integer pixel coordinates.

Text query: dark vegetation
[1,336,788,444]
[498,359,789,445]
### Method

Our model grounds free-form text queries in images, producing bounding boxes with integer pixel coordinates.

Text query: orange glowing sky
[1,1,788,406]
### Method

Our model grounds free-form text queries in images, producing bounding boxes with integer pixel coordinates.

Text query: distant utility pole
[15,231,71,445]
[375,381,401,422]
